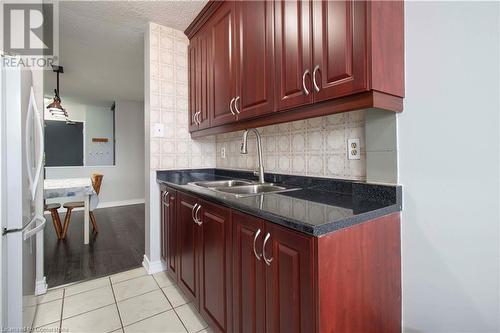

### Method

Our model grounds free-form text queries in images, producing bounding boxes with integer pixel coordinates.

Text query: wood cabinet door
[264,224,315,333]
[165,189,178,282]
[208,1,238,127]
[312,0,368,101]
[198,27,211,130]
[235,0,274,120]
[198,200,232,333]
[188,38,199,132]
[232,211,266,333]
[160,190,167,262]
[177,192,199,306]
[274,0,313,111]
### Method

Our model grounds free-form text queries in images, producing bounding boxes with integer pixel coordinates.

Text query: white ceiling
[44,1,207,107]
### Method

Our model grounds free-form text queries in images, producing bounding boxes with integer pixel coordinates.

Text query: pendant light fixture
[46,65,68,118]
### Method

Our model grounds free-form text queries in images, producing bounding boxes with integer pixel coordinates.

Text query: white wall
[400,2,499,332]
[46,99,145,206]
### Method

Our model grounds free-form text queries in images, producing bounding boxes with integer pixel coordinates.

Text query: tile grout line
[153,273,190,333]
[109,276,125,332]
[59,289,65,333]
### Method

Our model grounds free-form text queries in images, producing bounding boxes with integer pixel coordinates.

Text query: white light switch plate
[221,146,226,159]
[152,123,164,137]
[347,138,360,160]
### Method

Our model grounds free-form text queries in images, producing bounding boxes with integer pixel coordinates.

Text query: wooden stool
[61,174,103,239]
[45,203,63,239]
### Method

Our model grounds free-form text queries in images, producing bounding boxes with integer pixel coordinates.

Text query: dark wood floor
[44,204,145,287]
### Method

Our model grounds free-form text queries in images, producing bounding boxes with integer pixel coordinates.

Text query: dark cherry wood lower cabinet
[160,186,178,283]
[232,211,266,333]
[177,192,200,307]
[161,189,401,333]
[198,200,232,333]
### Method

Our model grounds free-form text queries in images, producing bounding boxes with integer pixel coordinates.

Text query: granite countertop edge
[156,172,402,237]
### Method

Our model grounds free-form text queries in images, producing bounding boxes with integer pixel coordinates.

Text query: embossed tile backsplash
[148,23,216,170]
[216,111,366,180]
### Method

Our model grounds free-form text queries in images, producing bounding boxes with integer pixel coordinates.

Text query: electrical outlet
[221,146,226,159]
[152,123,164,137]
[347,138,360,160]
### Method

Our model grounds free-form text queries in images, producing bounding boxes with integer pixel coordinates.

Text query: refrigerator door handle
[23,215,46,240]
[25,86,44,201]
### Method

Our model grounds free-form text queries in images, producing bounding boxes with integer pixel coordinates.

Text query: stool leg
[62,208,72,239]
[90,211,98,233]
[50,209,62,239]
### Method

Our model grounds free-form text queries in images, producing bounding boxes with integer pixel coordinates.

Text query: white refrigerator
[0,60,46,330]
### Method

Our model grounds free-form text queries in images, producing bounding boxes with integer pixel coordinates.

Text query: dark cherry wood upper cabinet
[208,1,238,127]
[312,0,368,102]
[274,0,313,111]
[198,200,232,333]
[232,211,266,333]
[234,0,275,120]
[264,223,315,333]
[177,191,200,307]
[188,38,199,132]
[198,28,211,130]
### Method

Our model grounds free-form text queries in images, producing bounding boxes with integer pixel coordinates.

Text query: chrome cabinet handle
[191,203,199,223]
[229,97,236,115]
[196,111,201,125]
[194,204,202,225]
[234,96,241,114]
[253,229,262,260]
[302,69,310,96]
[262,232,273,266]
[163,191,170,207]
[313,65,320,92]
[192,112,196,124]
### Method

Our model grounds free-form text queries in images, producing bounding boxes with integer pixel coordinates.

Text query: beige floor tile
[33,299,63,328]
[110,267,147,284]
[123,310,186,333]
[37,288,64,305]
[37,320,61,333]
[63,286,115,319]
[113,275,159,301]
[61,304,121,333]
[117,289,172,326]
[64,277,110,297]
[152,271,175,288]
[162,285,190,308]
[196,328,214,333]
[175,303,207,333]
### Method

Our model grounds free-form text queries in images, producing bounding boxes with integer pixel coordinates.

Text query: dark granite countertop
[156,169,402,236]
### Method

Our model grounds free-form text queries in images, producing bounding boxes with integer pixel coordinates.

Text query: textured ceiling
[44,1,207,106]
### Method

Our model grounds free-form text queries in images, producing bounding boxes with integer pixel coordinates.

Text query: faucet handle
[240,142,247,154]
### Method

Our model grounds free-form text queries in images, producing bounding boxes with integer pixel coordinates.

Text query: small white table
[44,178,98,245]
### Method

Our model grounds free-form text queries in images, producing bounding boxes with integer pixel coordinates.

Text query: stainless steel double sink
[188,179,299,198]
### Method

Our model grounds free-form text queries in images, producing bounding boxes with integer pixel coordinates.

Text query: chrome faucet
[240,128,265,183]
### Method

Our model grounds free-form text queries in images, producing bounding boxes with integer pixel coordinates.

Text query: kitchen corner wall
[216,111,366,181]
[148,23,216,170]
[144,22,216,272]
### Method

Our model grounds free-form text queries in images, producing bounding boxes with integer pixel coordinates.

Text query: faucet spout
[240,128,265,184]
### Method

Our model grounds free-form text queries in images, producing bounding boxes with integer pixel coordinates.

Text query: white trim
[34,277,48,296]
[142,255,166,275]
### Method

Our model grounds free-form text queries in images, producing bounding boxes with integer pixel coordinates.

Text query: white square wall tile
[175,303,208,333]
[113,275,159,301]
[63,286,115,319]
[61,304,121,333]
[117,290,172,326]
[124,310,186,333]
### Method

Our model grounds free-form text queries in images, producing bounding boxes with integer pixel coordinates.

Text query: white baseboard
[142,255,166,275]
[49,198,145,213]
[35,277,48,295]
